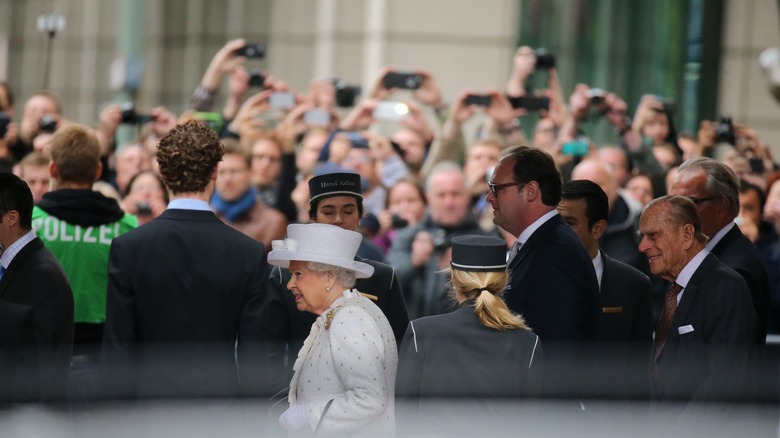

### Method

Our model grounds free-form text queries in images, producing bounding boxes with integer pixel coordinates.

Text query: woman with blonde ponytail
[396,235,543,435]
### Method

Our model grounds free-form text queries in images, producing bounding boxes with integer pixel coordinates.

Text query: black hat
[450,235,508,272]
[308,172,363,205]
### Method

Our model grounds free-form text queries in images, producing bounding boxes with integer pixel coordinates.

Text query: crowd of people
[0,38,778,435]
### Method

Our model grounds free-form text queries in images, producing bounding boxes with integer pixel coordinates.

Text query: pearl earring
[326,286,331,292]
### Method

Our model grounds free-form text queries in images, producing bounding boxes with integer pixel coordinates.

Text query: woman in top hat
[268,223,397,437]
[395,235,543,434]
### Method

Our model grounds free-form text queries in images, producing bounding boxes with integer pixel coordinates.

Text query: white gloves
[279,404,309,432]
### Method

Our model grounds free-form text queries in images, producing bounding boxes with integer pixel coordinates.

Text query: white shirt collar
[704,222,735,251]
[0,230,38,270]
[593,250,604,289]
[673,248,710,303]
[167,198,211,211]
[516,209,558,247]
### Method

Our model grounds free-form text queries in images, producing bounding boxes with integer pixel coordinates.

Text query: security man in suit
[263,171,409,393]
[670,157,769,345]
[559,179,653,401]
[639,196,755,431]
[486,145,599,398]
[0,172,73,402]
[100,121,269,398]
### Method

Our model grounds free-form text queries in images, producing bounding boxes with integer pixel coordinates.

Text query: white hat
[267,223,375,279]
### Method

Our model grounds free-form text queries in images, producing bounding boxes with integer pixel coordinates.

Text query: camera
[383,71,423,90]
[39,115,58,134]
[431,229,451,251]
[373,101,409,122]
[136,201,152,216]
[535,49,556,70]
[120,103,155,125]
[234,43,266,59]
[333,79,361,107]
[248,71,265,88]
[391,214,409,230]
[586,88,606,105]
[0,112,10,137]
[507,95,550,111]
[715,115,736,146]
[464,94,492,107]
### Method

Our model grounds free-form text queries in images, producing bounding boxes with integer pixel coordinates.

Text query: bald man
[571,159,648,275]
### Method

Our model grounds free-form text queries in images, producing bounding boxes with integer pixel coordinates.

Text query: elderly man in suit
[639,196,755,430]
[486,145,599,398]
[0,172,73,402]
[558,179,653,402]
[100,121,268,398]
[670,157,769,345]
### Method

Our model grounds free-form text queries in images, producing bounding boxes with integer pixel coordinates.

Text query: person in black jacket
[396,235,542,436]
[0,173,73,402]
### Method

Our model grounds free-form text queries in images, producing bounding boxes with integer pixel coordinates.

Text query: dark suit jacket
[396,302,542,433]
[262,256,409,392]
[653,253,756,405]
[711,225,770,344]
[100,209,268,399]
[506,214,599,398]
[590,252,653,399]
[506,214,600,342]
[597,252,654,343]
[0,237,73,402]
[0,299,40,402]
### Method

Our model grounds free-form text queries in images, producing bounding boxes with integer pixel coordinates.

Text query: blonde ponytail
[449,269,529,331]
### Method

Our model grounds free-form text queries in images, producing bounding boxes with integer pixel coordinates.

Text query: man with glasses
[670,157,769,345]
[487,146,599,398]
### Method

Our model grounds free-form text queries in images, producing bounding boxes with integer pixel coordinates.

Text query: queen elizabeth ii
[268,223,397,437]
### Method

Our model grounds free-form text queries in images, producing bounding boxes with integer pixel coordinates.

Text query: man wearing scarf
[210,141,287,248]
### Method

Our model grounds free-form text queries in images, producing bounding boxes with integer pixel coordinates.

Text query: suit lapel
[508,215,559,276]
[663,254,715,360]
[0,238,43,298]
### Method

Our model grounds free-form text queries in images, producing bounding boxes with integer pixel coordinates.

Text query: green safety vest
[32,207,138,324]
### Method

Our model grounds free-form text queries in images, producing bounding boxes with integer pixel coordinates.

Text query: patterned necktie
[654,282,683,362]
[507,241,521,265]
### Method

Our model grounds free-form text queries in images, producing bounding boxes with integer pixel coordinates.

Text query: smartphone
[382,71,423,90]
[535,49,556,70]
[248,71,265,88]
[234,43,266,59]
[561,139,589,157]
[465,94,492,107]
[372,101,409,121]
[749,157,765,175]
[507,95,550,111]
[303,108,331,126]
[343,131,370,149]
[192,112,224,133]
[269,92,295,110]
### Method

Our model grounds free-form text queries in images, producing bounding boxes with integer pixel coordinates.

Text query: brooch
[324,308,337,329]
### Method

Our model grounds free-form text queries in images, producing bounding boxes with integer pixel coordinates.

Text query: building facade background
[1,0,779,154]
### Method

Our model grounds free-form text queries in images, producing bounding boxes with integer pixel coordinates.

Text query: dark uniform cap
[308,172,363,205]
[450,235,508,272]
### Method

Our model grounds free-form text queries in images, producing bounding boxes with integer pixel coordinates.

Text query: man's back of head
[0,173,34,238]
[49,124,101,188]
[503,146,562,207]
[156,120,224,196]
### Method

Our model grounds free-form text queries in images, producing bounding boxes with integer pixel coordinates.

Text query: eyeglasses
[686,196,718,205]
[487,181,523,197]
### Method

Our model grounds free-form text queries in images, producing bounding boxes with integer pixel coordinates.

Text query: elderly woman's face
[287,260,334,315]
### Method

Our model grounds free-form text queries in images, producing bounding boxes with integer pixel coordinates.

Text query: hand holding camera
[411,69,442,106]
[201,39,248,91]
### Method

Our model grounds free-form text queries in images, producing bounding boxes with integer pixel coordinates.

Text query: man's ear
[681,223,695,250]
[591,219,608,241]
[49,161,59,179]
[93,161,103,183]
[3,210,20,228]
